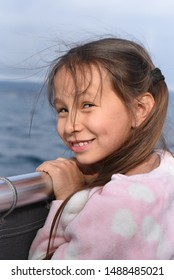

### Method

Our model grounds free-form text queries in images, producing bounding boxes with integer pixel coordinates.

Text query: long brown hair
[45,37,169,258]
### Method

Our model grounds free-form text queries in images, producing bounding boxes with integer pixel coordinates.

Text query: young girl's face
[54,65,134,166]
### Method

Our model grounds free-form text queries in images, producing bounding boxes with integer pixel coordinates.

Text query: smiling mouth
[71,140,94,147]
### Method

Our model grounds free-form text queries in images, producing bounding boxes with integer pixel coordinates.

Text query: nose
[64,112,82,135]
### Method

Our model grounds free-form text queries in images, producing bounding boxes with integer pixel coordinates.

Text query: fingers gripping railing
[0,172,53,214]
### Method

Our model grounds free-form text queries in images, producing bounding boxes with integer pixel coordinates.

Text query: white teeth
[73,141,90,147]
[79,142,84,146]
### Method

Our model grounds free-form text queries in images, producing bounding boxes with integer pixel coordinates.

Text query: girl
[29,37,174,260]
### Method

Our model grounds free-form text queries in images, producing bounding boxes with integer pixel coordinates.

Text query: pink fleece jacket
[29,151,174,260]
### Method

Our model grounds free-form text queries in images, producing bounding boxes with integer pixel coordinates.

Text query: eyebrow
[53,97,66,107]
[78,91,97,99]
[54,91,98,105]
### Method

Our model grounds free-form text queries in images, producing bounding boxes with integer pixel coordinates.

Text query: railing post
[0,172,53,212]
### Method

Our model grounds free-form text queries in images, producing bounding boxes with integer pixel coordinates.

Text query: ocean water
[0,81,174,177]
[0,81,72,177]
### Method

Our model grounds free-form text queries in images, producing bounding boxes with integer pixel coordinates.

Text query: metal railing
[0,172,53,212]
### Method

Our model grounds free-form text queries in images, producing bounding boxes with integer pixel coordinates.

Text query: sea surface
[0,81,73,177]
[0,81,174,177]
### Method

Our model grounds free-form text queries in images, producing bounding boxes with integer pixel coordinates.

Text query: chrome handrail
[0,172,53,212]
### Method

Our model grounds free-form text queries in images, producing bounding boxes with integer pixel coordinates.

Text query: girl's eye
[57,108,68,114]
[83,103,94,109]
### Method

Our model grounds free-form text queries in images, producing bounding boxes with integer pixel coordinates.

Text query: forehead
[53,64,108,99]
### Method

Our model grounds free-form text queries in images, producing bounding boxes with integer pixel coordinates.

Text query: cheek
[88,113,107,130]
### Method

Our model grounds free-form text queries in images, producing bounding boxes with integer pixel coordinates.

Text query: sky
[0,0,174,89]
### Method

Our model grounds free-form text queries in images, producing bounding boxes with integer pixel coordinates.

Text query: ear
[132,92,155,128]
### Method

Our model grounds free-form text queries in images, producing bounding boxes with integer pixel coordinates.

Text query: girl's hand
[36,158,85,200]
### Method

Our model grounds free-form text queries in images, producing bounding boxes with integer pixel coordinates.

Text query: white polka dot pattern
[142,216,161,242]
[128,183,154,203]
[156,236,166,258]
[112,208,137,238]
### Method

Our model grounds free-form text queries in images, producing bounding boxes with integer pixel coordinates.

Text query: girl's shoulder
[61,150,174,228]
[111,150,174,181]
[157,149,174,172]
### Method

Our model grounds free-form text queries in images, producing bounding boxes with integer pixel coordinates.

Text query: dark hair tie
[151,68,165,85]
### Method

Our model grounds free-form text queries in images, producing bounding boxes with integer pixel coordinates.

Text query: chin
[76,159,94,166]
[76,156,103,169]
